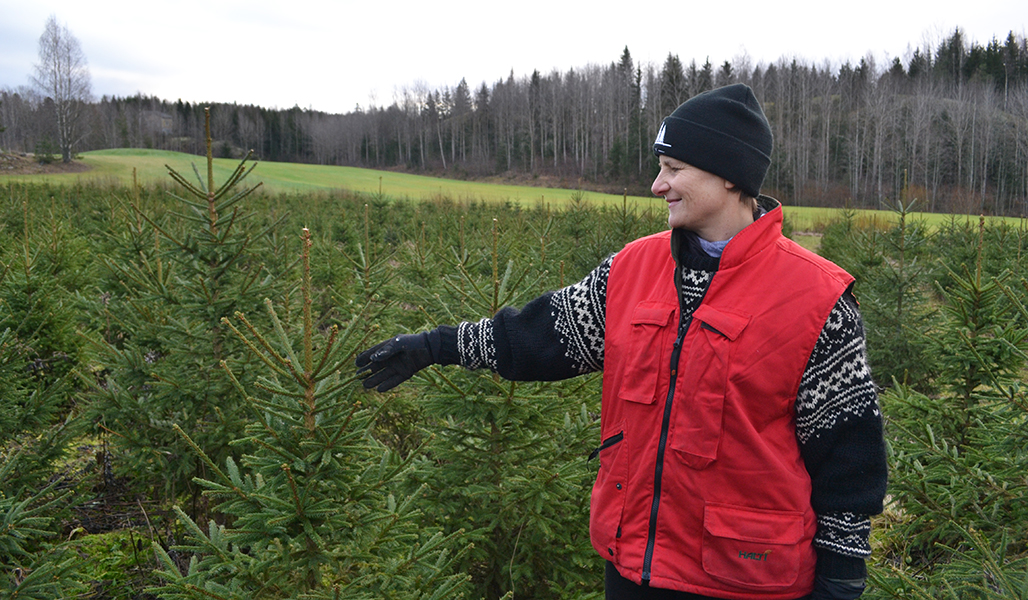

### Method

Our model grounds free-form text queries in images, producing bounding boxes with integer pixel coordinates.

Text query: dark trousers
[605,562,811,600]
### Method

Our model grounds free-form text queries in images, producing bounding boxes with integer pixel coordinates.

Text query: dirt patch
[0,151,92,175]
[477,171,650,196]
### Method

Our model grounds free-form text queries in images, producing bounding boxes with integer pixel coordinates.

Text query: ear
[724,178,735,189]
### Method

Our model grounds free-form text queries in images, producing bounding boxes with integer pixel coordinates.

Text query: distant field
[2,149,1019,233]
[4,148,651,207]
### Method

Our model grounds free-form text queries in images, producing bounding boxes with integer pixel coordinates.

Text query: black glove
[355,332,436,392]
[809,575,866,600]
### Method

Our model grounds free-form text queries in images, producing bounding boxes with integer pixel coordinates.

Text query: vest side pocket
[617,302,676,405]
[701,503,805,589]
[589,430,629,561]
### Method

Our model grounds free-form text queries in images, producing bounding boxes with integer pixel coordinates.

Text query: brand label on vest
[738,550,772,562]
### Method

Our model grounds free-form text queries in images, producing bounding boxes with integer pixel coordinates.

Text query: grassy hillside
[1,149,1018,233]
[3,148,656,206]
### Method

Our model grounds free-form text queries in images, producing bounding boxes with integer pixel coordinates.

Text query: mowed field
[1,148,1016,234]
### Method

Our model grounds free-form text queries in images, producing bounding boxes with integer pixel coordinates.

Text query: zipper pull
[673,318,690,349]
[670,323,688,376]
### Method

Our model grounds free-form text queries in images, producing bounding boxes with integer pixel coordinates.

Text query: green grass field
[3,149,1020,234]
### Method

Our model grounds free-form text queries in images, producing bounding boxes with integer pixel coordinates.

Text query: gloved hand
[809,575,866,600]
[355,332,435,392]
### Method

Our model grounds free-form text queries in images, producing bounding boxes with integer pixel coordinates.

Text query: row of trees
[3,27,1028,213]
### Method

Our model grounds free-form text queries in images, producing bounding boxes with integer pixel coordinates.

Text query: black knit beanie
[653,83,773,198]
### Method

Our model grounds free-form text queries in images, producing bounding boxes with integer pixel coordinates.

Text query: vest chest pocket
[616,302,677,405]
[701,503,806,589]
[670,305,750,469]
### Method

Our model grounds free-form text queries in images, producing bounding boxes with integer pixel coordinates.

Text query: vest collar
[670,195,783,271]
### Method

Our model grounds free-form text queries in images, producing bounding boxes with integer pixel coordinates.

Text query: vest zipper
[641,317,689,583]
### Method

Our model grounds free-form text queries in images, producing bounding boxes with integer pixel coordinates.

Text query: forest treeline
[3,27,1028,214]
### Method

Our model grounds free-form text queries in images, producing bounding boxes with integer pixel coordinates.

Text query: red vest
[592,205,853,599]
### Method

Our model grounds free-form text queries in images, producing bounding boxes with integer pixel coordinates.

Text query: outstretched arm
[356,254,614,390]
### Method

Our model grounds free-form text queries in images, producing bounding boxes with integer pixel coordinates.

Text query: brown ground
[0,152,92,175]
[476,170,651,197]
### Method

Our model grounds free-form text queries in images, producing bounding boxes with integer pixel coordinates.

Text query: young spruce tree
[150,228,470,599]
[871,219,1028,599]
[406,217,604,599]
[0,207,87,598]
[85,109,283,516]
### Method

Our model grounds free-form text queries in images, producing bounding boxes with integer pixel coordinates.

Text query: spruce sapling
[150,228,470,599]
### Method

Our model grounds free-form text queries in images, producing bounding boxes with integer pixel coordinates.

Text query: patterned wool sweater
[434,228,886,581]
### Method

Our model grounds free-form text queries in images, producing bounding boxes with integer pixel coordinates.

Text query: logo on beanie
[655,122,670,149]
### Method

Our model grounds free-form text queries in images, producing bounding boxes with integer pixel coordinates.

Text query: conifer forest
[4,28,1028,216]
[0,103,1027,598]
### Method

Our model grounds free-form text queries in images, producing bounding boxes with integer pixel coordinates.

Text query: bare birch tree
[32,15,91,163]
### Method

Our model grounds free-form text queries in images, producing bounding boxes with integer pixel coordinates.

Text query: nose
[651,171,668,197]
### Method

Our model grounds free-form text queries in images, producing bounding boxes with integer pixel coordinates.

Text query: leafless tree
[32,15,92,163]
[907,79,940,211]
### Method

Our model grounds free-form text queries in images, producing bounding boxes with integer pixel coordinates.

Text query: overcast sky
[0,0,1024,115]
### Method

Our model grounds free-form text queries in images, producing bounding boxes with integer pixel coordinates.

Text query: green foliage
[812,205,1028,598]
[149,229,470,599]
[82,109,284,516]
[412,373,602,600]
[0,193,88,496]
[66,528,162,598]
[819,201,937,388]
[33,137,59,165]
[865,221,1028,598]
[930,217,1028,293]
[10,162,1028,599]
[0,188,91,600]
[0,452,87,599]
[402,217,603,599]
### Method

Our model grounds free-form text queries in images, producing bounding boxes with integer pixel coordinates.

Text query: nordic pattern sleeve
[449,254,613,381]
[795,291,887,574]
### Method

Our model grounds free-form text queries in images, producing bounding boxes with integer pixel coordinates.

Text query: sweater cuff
[429,325,460,366]
[816,548,867,580]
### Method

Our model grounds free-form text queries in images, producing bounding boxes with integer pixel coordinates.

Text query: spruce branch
[171,424,245,500]
[251,379,307,400]
[264,299,304,383]
[281,464,304,518]
[423,366,470,398]
[222,314,291,378]
[301,228,314,376]
[211,152,260,204]
[164,166,209,200]
[212,207,242,248]
[311,325,339,380]
[237,260,265,297]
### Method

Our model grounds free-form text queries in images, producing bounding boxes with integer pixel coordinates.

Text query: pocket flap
[693,305,750,340]
[630,302,676,326]
[704,504,805,545]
